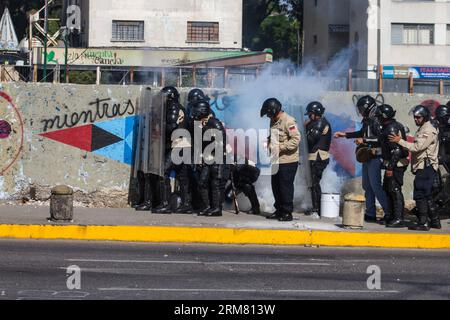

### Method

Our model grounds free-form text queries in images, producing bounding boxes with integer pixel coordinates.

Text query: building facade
[79,0,243,50]
[303,0,450,78]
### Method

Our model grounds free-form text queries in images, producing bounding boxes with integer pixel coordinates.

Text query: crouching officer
[192,100,226,217]
[389,105,441,231]
[261,98,300,222]
[227,159,261,215]
[377,105,409,228]
[304,101,332,217]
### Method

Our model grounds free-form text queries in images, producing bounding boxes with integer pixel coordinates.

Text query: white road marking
[97,287,400,294]
[65,259,330,266]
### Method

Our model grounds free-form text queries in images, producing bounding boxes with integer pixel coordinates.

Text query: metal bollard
[342,193,365,229]
[49,185,74,222]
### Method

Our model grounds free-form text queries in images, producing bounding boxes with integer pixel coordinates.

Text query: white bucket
[321,193,340,218]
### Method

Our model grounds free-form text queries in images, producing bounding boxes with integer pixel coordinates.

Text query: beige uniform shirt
[269,112,301,164]
[308,123,331,161]
[398,121,439,173]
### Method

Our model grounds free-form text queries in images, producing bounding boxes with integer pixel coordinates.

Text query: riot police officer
[435,104,450,172]
[428,104,450,212]
[377,104,409,228]
[186,89,209,120]
[153,86,191,214]
[335,95,389,223]
[192,100,226,217]
[389,105,441,231]
[261,98,300,222]
[226,158,261,215]
[304,101,332,217]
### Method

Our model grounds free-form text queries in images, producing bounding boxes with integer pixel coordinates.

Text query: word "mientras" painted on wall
[41,98,135,132]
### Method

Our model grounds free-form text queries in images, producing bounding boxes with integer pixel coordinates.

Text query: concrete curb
[0,224,449,249]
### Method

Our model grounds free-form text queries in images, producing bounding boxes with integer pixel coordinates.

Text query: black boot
[278,213,293,222]
[153,178,172,214]
[135,200,152,211]
[409,200,430,231]
[242,184,261,215]
[386,218,405,228]
[197,206,211,216]
[135,175,152,211]
[386,191,405,228]
[174,188,193,214]
[205,207,222,217]
[205,176,223,217]
[266,211,281,220]
[428,200,442,229]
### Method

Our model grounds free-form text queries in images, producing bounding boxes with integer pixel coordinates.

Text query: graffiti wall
[0,83,142,206]
[0,82,449,206]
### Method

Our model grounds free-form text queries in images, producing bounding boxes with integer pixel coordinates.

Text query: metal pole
[29,14,34,82]
[43,0,49,82]
[64,29,68,83]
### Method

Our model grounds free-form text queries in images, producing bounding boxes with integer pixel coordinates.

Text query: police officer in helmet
[153,86,190,214]
[261,98,301,222]
[389,105,441,231]
[304,101,332,217]
[192,99,227,217]
[435,104,450,173]
[335,95,389,223]
[376,104,409,228]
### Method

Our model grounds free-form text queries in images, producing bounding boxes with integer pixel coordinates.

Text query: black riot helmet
[161,86,180,101]
[188,88,208,104]
[435,105,450,125]
[409,105,431,122]
[305,101,325,116]
[191,100,211,121]
[260,98,282,118]
[376,104,396,121]
[356,95,377,118]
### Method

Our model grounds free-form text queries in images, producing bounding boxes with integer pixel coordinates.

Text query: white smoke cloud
[226,48,356,213]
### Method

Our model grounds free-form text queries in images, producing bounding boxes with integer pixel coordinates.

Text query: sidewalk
[0,203,449,249]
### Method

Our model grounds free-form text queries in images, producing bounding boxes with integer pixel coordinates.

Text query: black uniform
[432,122,450,208]
[227,162,261,215]
[379,119,409,224]
[346,117,382,147]
[154,100,189,213]
[197,116,226,216]
[306,117,332,215]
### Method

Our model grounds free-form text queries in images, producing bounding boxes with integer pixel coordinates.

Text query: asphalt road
[0,239,448,300]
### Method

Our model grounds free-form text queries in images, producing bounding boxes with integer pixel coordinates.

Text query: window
[392,23,434,45]
[187,21,219,42]
[447,25,450,45]
[112,21,144,41]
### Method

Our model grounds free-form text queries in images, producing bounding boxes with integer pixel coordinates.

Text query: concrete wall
[81,0,243,49]
[0,82,449,207]
[0,83,142,207]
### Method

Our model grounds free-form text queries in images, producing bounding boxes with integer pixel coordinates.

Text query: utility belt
[382,159,409,170]
[355,146,381,163]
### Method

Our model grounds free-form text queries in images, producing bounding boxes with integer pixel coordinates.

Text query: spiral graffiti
[0,91,24,175]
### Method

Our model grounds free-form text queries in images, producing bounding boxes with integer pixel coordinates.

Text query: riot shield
[148,91,166,177]
[133,87,166,177]
[133,87,151,177]
[298,106,313,191]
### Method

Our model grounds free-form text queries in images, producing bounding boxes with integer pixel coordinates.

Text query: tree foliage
[243,0,304,63]
[1,0,62,39]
